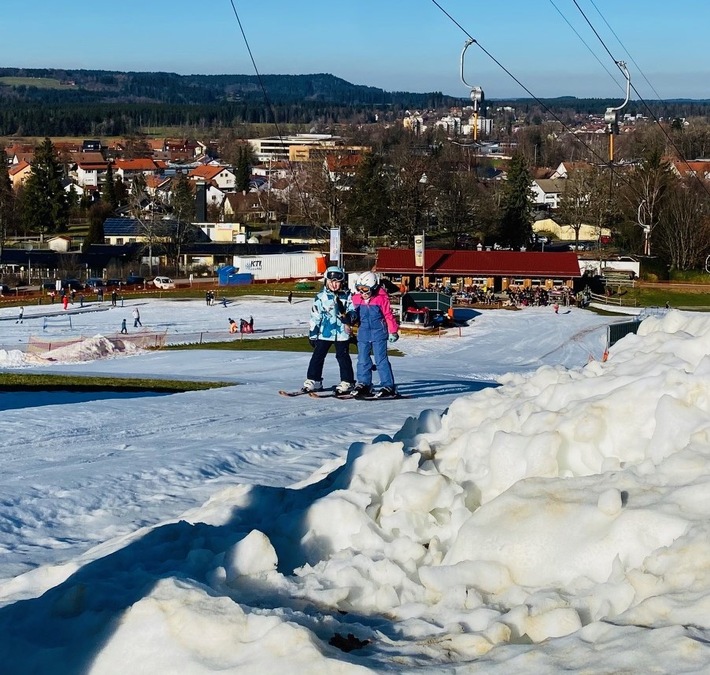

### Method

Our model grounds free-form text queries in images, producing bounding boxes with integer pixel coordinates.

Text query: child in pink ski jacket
[350,272,400,399]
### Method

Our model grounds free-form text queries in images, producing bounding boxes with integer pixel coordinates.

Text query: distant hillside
[1,68,709,137]
[0,68,456,108]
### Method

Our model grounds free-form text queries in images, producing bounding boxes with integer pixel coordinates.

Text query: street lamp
[417,174,429,289]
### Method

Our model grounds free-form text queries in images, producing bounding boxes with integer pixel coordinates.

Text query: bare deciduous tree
[656,180,710,271]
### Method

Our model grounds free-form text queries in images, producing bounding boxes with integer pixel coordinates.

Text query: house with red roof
[375,248,582,292]
[9,161,32,189]
[164,138,205,161]
[188,164,236,191]
[324,153,362,186]
[113,158,160,182]
[72,152,109,188]
[669,160,710,180]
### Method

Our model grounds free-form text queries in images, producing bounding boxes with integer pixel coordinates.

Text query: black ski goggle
[325,270,345,282]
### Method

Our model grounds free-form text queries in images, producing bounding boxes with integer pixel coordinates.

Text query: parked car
[153,276,175,290]
[85,278,105,289]
[61,279,85,291]
[0,284,10,296]
[125,275,145,287]
[105,279,123,289]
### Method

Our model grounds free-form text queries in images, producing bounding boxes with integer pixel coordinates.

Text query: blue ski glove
[388,332,399,343]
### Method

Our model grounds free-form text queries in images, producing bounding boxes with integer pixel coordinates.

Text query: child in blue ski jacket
[350,272,400,399]
[301,266,355,394]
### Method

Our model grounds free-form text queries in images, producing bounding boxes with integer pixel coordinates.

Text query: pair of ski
[279,388,408,400]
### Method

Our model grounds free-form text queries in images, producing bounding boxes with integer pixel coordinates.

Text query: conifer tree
[498,154,534,249]
[83,203,111,252]
[234,146,251,193]
[0,159,14,250]
[103,163,118,211]
[20,138,69,238]
[344,153,392,247]
[168,173,197,273]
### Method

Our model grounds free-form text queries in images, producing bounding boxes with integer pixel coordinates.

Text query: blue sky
[2,1,709,100]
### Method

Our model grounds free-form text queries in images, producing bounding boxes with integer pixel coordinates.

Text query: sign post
[414,233,425,289]
[329,228,341,267]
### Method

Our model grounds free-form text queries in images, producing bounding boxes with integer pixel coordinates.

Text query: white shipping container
[232,252,325,281]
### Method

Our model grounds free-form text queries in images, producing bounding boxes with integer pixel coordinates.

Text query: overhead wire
[428,0,632,179]
[570,0,710,200]
[430,0,710,215]
[585,0,665,103]
[547,0,625,95]
[227,0,321,231]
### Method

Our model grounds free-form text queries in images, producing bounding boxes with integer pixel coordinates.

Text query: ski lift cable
[547,0,625,94]
[585,0,666,103]
[432,0,710,211]
[227,0,321,231]
[428,0,632,177]
[571,0,710,202]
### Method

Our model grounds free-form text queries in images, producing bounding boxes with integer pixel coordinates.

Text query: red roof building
[375,248,581,291]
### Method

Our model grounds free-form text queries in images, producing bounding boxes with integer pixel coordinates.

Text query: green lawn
[606,286,710,310]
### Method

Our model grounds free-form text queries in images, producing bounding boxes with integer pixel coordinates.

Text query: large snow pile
[1,310,709,672]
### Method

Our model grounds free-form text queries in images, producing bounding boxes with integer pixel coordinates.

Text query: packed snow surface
[0,297,708,673]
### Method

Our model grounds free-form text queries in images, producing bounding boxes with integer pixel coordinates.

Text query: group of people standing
[302,266,400,399]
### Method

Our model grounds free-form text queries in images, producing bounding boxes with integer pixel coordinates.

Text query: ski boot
[335,381,354,396]
[350,383,372,399]
[301,379,323,393]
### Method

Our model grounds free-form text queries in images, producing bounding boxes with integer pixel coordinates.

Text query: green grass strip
[165,336,404,356]
[0,373,232,392]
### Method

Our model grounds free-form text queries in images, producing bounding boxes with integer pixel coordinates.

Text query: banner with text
[414,233,425,267]
[329,228,341,262]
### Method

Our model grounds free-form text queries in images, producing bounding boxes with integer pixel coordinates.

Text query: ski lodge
[374,248,582,292]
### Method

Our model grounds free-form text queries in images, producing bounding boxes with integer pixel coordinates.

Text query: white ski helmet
[324,266,346,284]
[355,271,378,294]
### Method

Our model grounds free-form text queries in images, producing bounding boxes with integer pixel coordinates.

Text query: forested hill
[0,67,454,108]
[1,67,709,137]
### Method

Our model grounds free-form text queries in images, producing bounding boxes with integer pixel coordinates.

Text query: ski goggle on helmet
[356,271,378,296]
[324,266,346,283]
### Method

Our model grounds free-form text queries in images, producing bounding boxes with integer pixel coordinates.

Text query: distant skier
[120,318,127,334]
[16,306,24,324]
[132,307,142,327]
